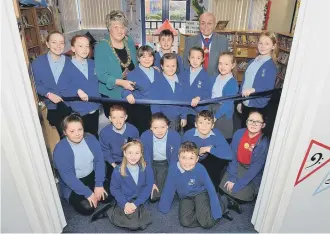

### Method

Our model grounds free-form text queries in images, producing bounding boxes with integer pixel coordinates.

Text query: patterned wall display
[123,0,142,44]
[249,0,268,30]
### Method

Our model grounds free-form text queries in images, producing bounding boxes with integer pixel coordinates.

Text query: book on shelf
[286,38,293,50]
[237,61,249,70]
[247,35,258,44]
[278,51,289,65]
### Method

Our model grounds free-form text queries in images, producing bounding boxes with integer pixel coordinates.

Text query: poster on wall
[185,21,200,34]
[125,0,142,44]
[190,0,208,21]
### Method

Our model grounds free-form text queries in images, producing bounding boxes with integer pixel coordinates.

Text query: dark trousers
[179,191,216,229]
[82,110,99,138]
[151,160,169,202]
[127,104,151,135]
[47,102,73,138]
[68,171,96,215]
[183,114,195,133]
[200,154,228,189]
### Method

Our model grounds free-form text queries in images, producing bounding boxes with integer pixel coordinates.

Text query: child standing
[122,45,162,135]
[109,140,154,230]
[209,52,239,140]
[99,105,139,184]
[182,110,233,189]
[158,141,232,228]
[151,53,187,131]
[140,112,181,202]
[181,47,211,131]
[237,32,278,128]
[69,35,101,137]
[154,29,184,74]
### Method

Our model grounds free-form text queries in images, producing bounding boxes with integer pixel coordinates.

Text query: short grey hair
[105,10,128,29]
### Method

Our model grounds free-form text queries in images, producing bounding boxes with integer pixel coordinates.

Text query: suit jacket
[183,33,229,77]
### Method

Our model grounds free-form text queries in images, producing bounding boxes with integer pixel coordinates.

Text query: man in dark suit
[183,12,229,77]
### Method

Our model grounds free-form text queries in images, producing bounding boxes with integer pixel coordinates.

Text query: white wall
[267,0,296,32]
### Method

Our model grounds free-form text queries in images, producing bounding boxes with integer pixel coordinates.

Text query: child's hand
[124,203,135,214]
[151,184,159,198]
[47,93,63,104]
[237,103,242,114]
[180,119,187,127]
[87,193,98,208]
[242,88,255,97]
[111,163,117,168]
[199,146,211,155]
[94,187,108,201]
[224,181,235,193]
[191,96,201,107]
[77,89,88,101]
[126,94,135,104]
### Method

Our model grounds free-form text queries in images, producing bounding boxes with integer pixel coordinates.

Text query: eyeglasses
[246,119,264,126]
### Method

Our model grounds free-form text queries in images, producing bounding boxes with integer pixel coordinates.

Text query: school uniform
[150,73,187,131]
[141,129,181,201]
[182,128,233,188]
[53,134,106,215]
[32,53,77,136]
[109,163,154,230]
[209,74,239,139]
[159,162,226,228]
[99,123,139,182]
[70,58,101,137]
[181,67,212,131]
[154,51,184,74]
[122,65,162,135]
[219,128,269,201]
[240,56,277,128]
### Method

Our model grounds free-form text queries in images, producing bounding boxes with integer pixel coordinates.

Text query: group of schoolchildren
[32,28,277,231]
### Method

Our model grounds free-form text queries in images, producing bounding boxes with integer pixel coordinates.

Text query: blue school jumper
[122,66,161,100]
[182,128,233,161]
[154,52,184,74]
[32,54,77,110]
[53,134,105,201]
[158,163,222,220]
[140,129,181,164]
[226,128,269,193]
[210,76,239,119]
[150,73,187,120]
[69,59,101,115]
[99,123,139,164]
[240,59,277,108]
[181,68,211,115]
[110,163,154,209]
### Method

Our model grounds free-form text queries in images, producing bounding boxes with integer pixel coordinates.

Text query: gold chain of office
[107,37,132,68]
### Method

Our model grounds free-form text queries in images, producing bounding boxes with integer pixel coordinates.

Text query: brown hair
[150,112,170,126]
[70,34,90,46]
[219,51,237,77]
[259,32,278,63]
[160,53,179,74]
[137,45,155,59]
[195,110,214,123]
[109,105,127,116]
[120,140,146,177]
[61,113,84,133]
[46,30,64,42]
[179,141,198,158]
[189,46,204,58]
[159,29,174,41]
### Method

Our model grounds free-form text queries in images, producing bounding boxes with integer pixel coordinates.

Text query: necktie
[203,38,209,70]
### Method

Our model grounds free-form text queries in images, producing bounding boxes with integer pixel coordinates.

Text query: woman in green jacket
[95,10,138,118]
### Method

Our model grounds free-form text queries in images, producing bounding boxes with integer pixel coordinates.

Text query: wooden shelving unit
[276,32,293,88]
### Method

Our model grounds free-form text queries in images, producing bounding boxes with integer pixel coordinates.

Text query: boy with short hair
[158,141,232,228]
[154,29,184,74]
[99,105,139,182]
[182,110,233,188]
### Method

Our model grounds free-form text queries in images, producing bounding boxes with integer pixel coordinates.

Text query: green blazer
[94,34,138,99]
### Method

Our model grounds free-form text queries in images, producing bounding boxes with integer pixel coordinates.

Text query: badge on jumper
[188,179,195,186]
[244,143,249,149]
[170,146,174,153]
[197,81,202,88]
[124,138,128,144]
[261,69,266,77]
[204,48,209,54]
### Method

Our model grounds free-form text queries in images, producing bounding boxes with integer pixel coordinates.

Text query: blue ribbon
[200,33,213,49]
[63,89,280,106]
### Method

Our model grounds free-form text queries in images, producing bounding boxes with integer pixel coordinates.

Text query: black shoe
[90,203,112,222]
[227,196,242,214]
[222,210,233,221]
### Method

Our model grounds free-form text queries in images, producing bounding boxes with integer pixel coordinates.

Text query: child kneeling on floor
[158,141,232,229]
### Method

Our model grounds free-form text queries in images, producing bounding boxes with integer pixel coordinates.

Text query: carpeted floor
[62,196,257,233]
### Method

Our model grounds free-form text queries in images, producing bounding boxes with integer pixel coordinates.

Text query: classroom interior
[3,0,329,233]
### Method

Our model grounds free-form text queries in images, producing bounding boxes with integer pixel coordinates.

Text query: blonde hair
[259,32,278,63]
[219,51,237,77]
[120,140,146,177]
[105,10,128,30]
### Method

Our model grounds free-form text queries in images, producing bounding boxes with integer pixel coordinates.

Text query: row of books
[236,34,259,45]
[277,65,287,79]
[278,36,293,50]
[278,51,290,65]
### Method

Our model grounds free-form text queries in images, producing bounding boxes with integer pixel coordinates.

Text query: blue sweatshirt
[210,76,239,119]
[181,68,211,115]
[31,54,77,110]
[182,128,233,161]
[140,129,181,164]
[122,66,162,100]
[53,134,105,201]
[226,128,269,193]
[69,59,101,116]
[240,59,277,108]
[110,163,154,209]
[150,73,187,120]
[154,52,184,74]
[99,123,139,164]
[158,163,222,220]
